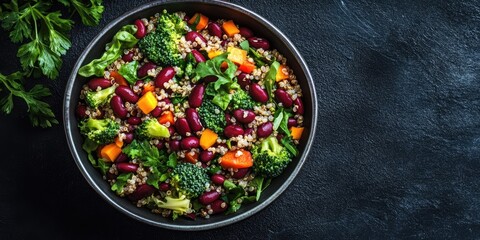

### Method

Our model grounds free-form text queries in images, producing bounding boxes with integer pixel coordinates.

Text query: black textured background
[1,0,480,239]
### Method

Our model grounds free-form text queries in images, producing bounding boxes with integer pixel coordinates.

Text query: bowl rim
[63,0,318,231]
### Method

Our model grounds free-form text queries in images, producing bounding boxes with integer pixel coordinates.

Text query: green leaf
[281,136,298,156]
[239,40,249,51]
[265,61,280,101]
[167,153,178,168]
[79,25,138,77]
[0,94,13,114]
[118,60,138,85]
[111,173,133,194]
[38,47,62,79]
[69,0,104,26]
[273,109,284,131]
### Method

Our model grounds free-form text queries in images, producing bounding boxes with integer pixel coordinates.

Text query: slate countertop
[1,0,479,239]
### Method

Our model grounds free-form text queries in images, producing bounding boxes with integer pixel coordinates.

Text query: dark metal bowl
[63,0,317,231]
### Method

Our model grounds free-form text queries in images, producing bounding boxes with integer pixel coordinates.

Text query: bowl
[63,0,317,230]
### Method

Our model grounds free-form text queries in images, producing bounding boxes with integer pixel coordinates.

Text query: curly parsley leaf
[0,72,58,128]
[111,173,133,194]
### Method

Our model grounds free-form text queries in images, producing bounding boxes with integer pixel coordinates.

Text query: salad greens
[118,60,139,84]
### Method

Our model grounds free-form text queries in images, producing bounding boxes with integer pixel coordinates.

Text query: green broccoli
[138,10,186,66]
[170,162,209,199]
[135,118,171,140]
[85,85,116,108]
[231,88,256,110]
[198,100,226,134]
[79,118,120,144]
[252,136,292,178]
[146,195,190,214]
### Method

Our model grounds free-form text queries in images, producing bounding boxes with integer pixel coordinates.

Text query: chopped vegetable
[137,91,158,114]
[265,61,280,101]
[276,65,289,81]
[208,50,224,59]
[188,13,209,30]
[219,149,253,169]
[222,20,240,37]
[290,126,304,140]
[200,129,218,150]
[184,151,199,164]
[158,111,175,125]
[238,61,256,74]
[110,71,129,86]
[227,47,247,65]
[100,143,122,162]
[141,82,155,95]
[135,118,171,140]
[118,60,138,84]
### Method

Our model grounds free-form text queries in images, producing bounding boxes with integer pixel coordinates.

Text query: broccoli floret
[79,118,120,144]
[198,100,226,134]
[85,85,116,108]
[170,163,209,199]
[252,136,292,178]
[138,10,186,66]
[231,88,256,110]
[146,195,190,214]
[135,118,171,140]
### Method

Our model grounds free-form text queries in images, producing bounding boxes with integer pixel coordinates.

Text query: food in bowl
[75,9,305,220]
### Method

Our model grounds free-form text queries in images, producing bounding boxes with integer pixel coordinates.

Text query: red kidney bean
[224,125,244,138]
[159,182,170,191]
[249,83,268,103]
[137,62,157,78]
[199,150,215,163]
[115,85,139,103]
[237,72,250,90]
[175,118,191,137]
[244,128,253,136]
[134,19,146,38]
[156,141,165,150]
[191,49,206,63]
[185,108,203,132]
[128,184,155,201]
[180,136,200,150]
[169,140,181,151]
[124,133,134,144]
[151,106,162,117]
[275,89,293,107]
[183,15,190,22]
[117,163,138,173]
[88,78,111,90]
[154,66,176,89]
[225,113,233,126]
[161,98,171,104]
[288,118,297,128]
[239,27,254,38]
[233,109,256,124]
[115,153,129,163]
[207,22,223,38]
[203,76,218,83]
[199,191,220,205]
[76,104,87,119]
[110,96,128,119]
[257,122,273,138]
[211,174,225,185]
[232,168,250,179]
[127,116,141,125]
[220,40,228,47]
[294,98,304,115]
[168,126,175,136]
[122,51,134,62]
[189,83,205,108]
[185,31,207,46]
[248,37,270,50]
[210,199,228,214]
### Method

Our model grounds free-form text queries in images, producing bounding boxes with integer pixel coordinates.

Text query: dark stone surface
[1,0,480,239]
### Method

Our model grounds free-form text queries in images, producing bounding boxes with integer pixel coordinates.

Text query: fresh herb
[222,180,256,214]
[273,107,291,135]
[171,95,187,105]
[249,176,271,201]
[0,72,58,127]
[111,173,133,194]
[196,53,240,110]
[122,140,171,189]
[79,25,138,77]
[281,136,298,156]
[58,0,104,26]
[249,47,270,67]
[118,60,138,85]
[265,61,280,101]
[0,0,105,127]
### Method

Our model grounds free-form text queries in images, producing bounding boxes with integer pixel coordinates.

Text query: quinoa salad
[75,10,305,220]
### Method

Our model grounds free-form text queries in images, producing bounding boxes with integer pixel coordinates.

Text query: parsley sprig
[0,0,104,127]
